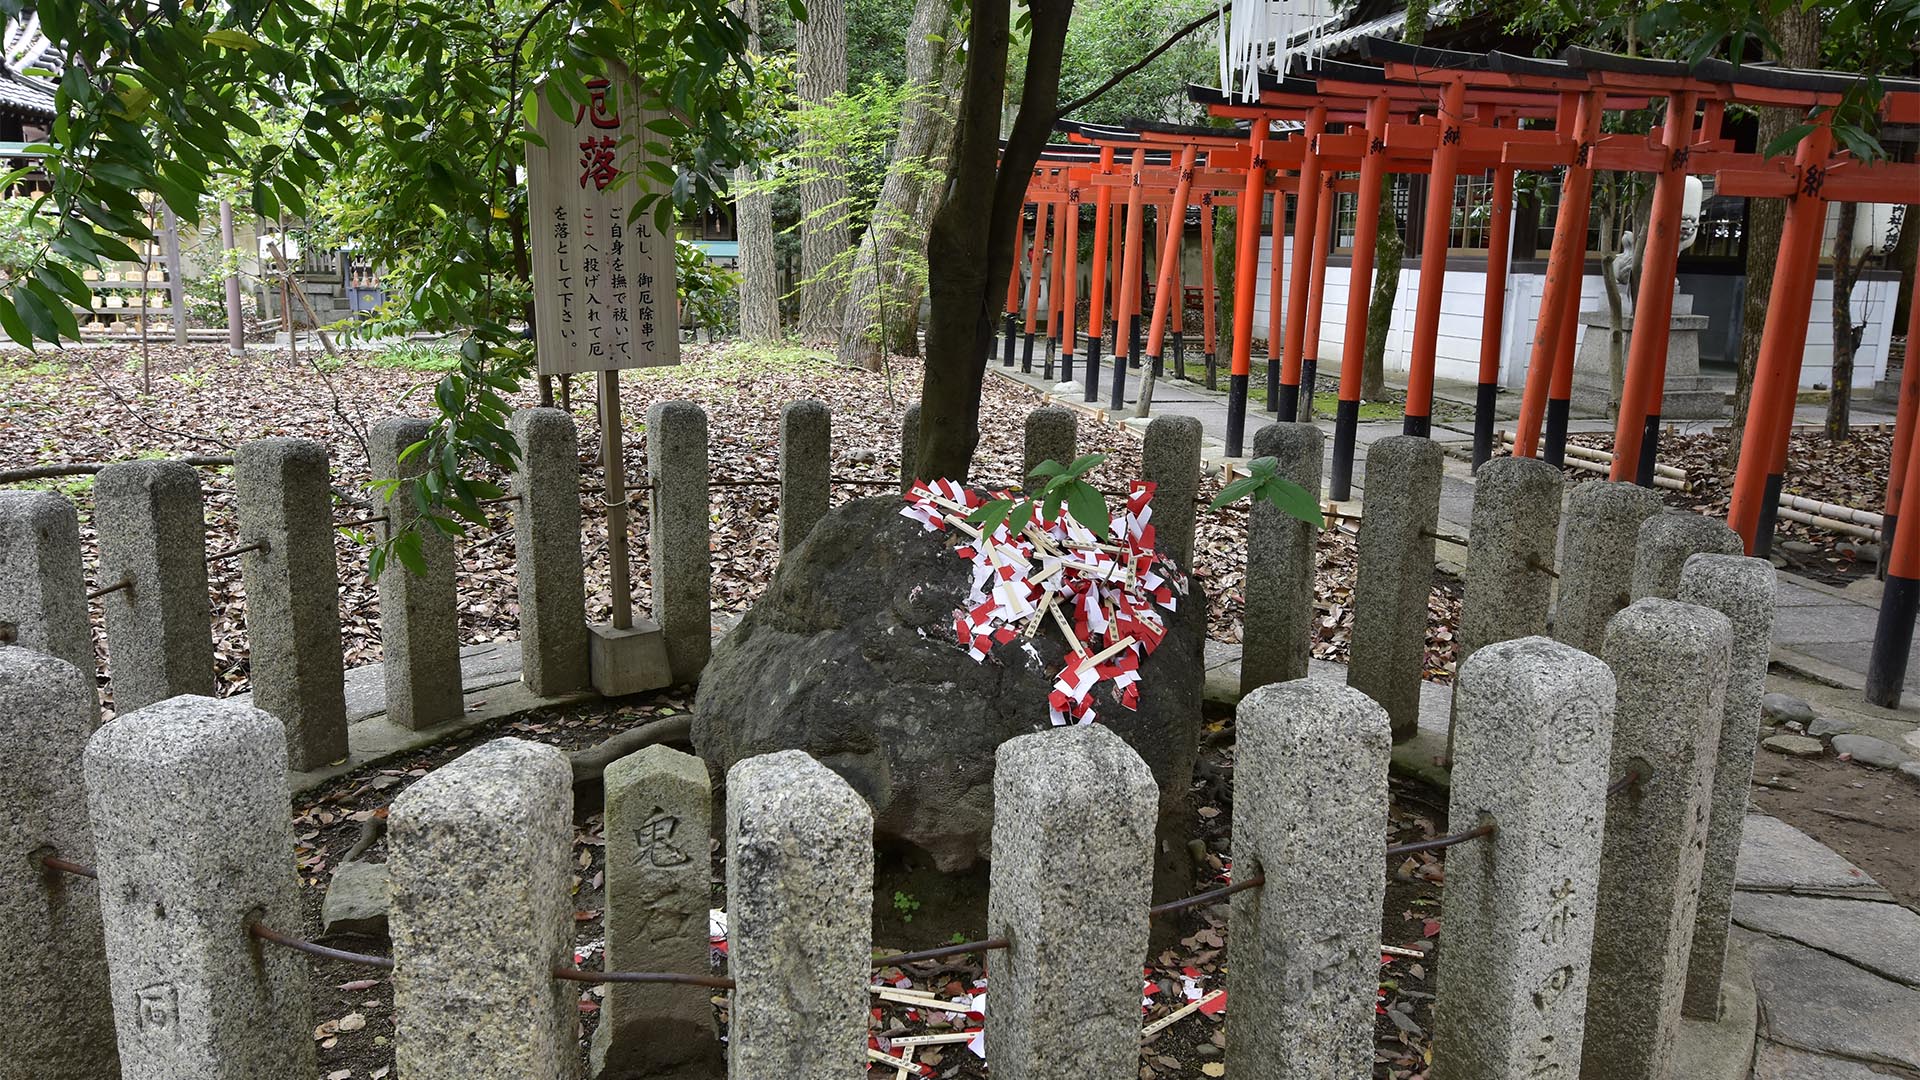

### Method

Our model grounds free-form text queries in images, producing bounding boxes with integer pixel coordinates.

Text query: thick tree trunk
[734,0,782,340]
[796,0,851,341]
[1727,6,1821,466]
[918,0,1073,482]
[836,0,962,370]
[1829,201,1860,442]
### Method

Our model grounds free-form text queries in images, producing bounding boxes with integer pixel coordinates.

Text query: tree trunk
[836,0,961,370]
[734,0,782,340]
[918,0,1073,482]
[1726,5,1821,466]
[1828,201,1860,442]
[1358,0,1427,400]
[796,0,850,341]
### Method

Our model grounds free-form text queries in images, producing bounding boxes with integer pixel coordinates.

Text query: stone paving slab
[1751,1041,1896,1080]
[1731,892,1920,988]
[1736,927,1920,1072]
[1733,815,1893,900]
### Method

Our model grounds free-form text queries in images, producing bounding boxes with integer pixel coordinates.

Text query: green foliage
[969,452,1110,541]
[891,890,921,923]
[369,339,465,372]
[9,0,768,576]
[1210,456,1325,527]
[676,237,742,335]
[1026,0,1219,126]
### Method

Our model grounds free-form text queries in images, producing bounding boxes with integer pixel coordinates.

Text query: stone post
[899,403,921,493]
[0,648,116,1077]
[1142,414,1203,568]
[1431,638,1615,1080]
[0,491,92,676]
[987,726,1156,1080]
[1581,598,1731,1080]
[94,460,214,712]
[1676,554,1776,1020]
[647,401,711,684]
[368,417,462,729]
[1348,435,1442,740]
[234,437,348,769]
[726,751,871,1080]
[389,737,575,1079]
[1229,679,1391,1078]
[83,695,311,1078]
[1022,406,1078,492]
[592,744,720,1079]
[1241,422,1323,693]
[510,408,590,696]
[1457,457,1563,662]
[779,399,831,553]
[1552,481,1663,656]
[1629,510,1744,602]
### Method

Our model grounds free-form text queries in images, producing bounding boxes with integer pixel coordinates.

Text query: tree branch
[1055,3,1227,120]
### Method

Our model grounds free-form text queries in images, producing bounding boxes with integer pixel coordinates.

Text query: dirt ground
[1750,751,1920,908]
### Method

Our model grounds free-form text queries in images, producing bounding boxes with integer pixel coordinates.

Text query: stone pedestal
[589,621,673,697]
[1571,295,1722,419]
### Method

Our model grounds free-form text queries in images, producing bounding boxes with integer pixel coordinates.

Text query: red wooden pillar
[1542,94,1604,464]
[1513,90,1600,460]
[1200,193,1220,390]
[1728,123,1834,549]
[1046,191,1067,379]
[1021,199,1045,373]
[1171,210,1188,380]
[1084,146,1116,402]
[1146,145,1198,378]
[1331,94,1389,499]
[1002,212,1022,367]
[1276,107,1328,420]
[1879,270,1920,579]
[1610,90,1700,485]
[1299,173,1336,421]
[1226,121,1271,456]
[1061,187,1081,384]
[1112,148,1148,409]
[1404,80,1467,438]
[1265,183,1290,408]
[1472,162,1515,469]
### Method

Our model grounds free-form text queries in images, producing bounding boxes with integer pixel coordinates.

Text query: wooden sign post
[527,61,679,693]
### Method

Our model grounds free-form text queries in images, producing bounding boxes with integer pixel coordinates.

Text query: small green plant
[967,452,1112,541]
[1211,457,1326,526]
[892,890,922,924]
[369,340,464,372]
[167,369,212,392]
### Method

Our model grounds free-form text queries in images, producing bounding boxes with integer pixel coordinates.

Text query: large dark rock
[693,496,1206,873]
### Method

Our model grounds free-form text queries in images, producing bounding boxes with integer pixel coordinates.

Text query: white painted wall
[1248,224,1899,392]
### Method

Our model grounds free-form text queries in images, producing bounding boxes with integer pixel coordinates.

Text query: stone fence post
[0,491,92,676]
[369,418,462,729]
[1553,481,1662,656]
[1,648,116,1077]
[1431,637,1615,1080]
[647,401,711,684]
[510,408,590,697]
[726,750,871,1080]
[1230,679,1391,1077]
[988,726,1156,1080]
[95,460,214,711]
[780,399,831,553]
[1629,510,1743,602]
[1676,554,1776,1020]
[593,744,720,1079]
[389,737,575,1078]
[1348,435,1442,740]
[1241,422,1323,693]
[899,402,921,493]
[1456,456,1563,663]
[83,695,312,1078]
[1142,414,1203,569]
[235,437,348,769]
[1582,598,1731,1080]
[1022,406,1077,492]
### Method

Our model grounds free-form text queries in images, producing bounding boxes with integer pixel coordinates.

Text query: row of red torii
[1000,38,1920,707]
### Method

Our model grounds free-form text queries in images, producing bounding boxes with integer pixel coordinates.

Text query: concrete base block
[590,621,672,697]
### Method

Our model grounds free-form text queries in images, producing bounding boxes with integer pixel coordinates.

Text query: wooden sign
[527,63,679,376]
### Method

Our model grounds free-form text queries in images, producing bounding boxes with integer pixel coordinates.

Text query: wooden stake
[1077,634,1136,673]
[600,369,633,629]
[1140,989,1224,1041]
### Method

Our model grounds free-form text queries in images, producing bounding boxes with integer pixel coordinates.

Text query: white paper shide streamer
[1221,0,1329,101]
